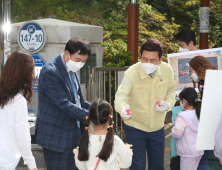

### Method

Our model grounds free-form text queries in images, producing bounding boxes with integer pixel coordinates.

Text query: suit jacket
[35,55,91,152]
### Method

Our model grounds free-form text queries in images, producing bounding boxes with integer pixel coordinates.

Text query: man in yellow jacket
[115,38,176,170]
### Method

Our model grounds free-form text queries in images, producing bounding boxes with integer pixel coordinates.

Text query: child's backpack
[171,106,183,158]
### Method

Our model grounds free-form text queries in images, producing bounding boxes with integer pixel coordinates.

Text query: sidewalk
[164,124,172,170]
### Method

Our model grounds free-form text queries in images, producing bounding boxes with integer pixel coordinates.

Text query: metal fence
[87,66,129,139]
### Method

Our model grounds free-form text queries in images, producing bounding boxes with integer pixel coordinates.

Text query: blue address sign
[18,21,46,53]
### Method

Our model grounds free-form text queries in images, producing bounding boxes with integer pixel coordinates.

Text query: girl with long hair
[74,99,132,170]
[0,51,37,170]
[172,87,203,170]
[189,55,215,99]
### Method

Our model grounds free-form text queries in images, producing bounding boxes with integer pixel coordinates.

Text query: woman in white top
[0,51,37,170]
[74,99,133,170]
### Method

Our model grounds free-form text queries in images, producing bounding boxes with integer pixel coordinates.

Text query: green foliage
[97,0,181,61]
[209,0,222,47]
[98,0,129,22]
[102,38,133,67]
[11,0,222,65]
[147,0,222,48]
[56,5,79,22]
[139,1,181,58]
[147,0,200,28]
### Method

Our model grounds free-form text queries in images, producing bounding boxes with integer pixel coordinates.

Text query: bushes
[102,38,133,67]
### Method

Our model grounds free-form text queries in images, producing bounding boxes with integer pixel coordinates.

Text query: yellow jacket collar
[139,62,162,79]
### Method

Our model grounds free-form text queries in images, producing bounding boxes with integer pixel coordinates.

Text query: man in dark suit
[35,38,91,170]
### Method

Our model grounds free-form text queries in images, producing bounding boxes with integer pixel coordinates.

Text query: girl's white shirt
[0,94,36,169]
[75,134,133,170]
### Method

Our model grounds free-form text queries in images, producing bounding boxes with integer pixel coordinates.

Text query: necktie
[69,71,80,128]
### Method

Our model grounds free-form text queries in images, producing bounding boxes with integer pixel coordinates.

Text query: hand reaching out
[156,101,170,112]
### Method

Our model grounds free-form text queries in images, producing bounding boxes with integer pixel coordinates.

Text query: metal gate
[87,66,129,139]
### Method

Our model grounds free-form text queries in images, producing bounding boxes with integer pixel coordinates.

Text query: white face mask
[180,101,186,110]
[141,62,159,74]
[179,47,189,53]
[66,55,85,72]
[190,73,199,83]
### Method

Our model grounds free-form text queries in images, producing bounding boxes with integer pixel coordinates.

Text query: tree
[11,0,222,63]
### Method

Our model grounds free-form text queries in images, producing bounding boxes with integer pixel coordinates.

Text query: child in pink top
[172,87,204,170]
[214,113,222,166]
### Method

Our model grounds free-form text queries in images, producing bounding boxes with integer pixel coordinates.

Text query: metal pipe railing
[87,66,130,139]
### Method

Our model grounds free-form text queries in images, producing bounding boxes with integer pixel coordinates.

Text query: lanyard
[61,55,81,116]
[60,55,78,91]
[70,72,78,91]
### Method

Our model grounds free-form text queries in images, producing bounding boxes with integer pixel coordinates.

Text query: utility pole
[199,0,210,49]
[127,0,139,64]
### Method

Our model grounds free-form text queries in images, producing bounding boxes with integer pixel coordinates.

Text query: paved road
[17,123,173,170]
[163,123,172,170]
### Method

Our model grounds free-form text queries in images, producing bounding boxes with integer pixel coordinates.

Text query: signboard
[4,48,11,64]
[178,57,218,85]
[200,7,209,33]
[196,70,222,150]
[31,54,46,91]
[17,21,46,53]
[80,54,96,83]
[167,48,222,91]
